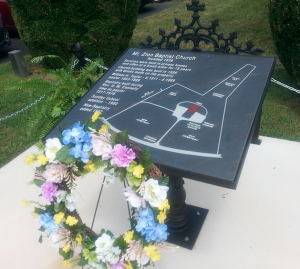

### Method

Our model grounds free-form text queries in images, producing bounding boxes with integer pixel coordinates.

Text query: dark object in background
[141,0,153,8]
[0,12,11,49]
[0,0,16,32]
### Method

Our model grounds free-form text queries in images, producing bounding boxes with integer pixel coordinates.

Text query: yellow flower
[53,212,66,224]
[157,210,166,224]
[99,124,110,133]
[75,234,83,246]
[124,230,134,243]
[132,165,144,178]
[62,243,71,253]
[158,199,170,212]
[62,260,72,267]
[30,211,38,219]
[124,260,133,269]
[22,199,29,207]
[91,111,101,122]
[83,160,97,173]
[66,216,78,226]
[36,154,49,165]
[144,245,161,262]
[24,155,35,166]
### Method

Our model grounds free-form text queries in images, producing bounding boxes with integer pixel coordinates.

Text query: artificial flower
[124,230,134,243]
[103,171,119,185]
[92,111,101,122]
[124,260,133,269]
[41,182,58,202]
[157,211,166,224]
[69,142,91,163]
[51,228,71,248]
[62,122,86,145]
[62,260,72,267]
[73,245,83,256]
[83,249,98,263]
[62,243,71,253]
[144,245,161,262]
[22,199,28,206]
[24,155,35,166]
[158,199,170,212]
[64,193,77,212]
[91,136,112,160]
[39,212,57,233]
[37,154,49,165]
[75,234,83,246]
[127,240,150,266]
[83,160,97,173]
[55,190,68,203]
[105,246,121,264]
[110,260,125,269]
[132,165,144,178]
[30,211,38,219]
[66,216,78,226]
[53,212,65,224]
[44,138,63,163]
[143,178,169,207]
[111,144,136,167]
[95,233,114,262]
[124,187,146,208]
[42,163,67,183]
[99,124,110,133]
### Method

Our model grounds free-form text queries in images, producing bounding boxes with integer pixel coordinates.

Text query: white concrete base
[1,136,300,269]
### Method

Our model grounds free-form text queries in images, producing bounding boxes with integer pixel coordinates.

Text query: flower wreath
[23,112,177,269]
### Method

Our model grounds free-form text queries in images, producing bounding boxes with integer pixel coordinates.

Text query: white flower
[65,201,76,212]
[105,246,121,264]
[124,187,146,208]
[88,261,105,269]
[95,233,114,262]
[45,138,63,163]
[103,171,119,186]
[66,193,77,203]
[143,178,169,207]
[91,137,112,160]
[42,163,66,183]
[55,190,68,203]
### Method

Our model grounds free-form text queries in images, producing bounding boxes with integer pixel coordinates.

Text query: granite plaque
[45,47,275,189]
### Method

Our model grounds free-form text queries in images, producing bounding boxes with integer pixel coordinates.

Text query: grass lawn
[0,0,299,167]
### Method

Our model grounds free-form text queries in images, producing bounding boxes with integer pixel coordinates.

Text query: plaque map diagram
[106,64,256,158]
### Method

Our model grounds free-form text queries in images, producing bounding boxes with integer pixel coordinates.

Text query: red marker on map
[188,104,200,113]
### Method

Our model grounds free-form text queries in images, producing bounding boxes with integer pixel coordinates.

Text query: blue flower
[135,207,169,242]
[82,142,93,152]
[39,212,58,233]
[62,122,86,145]
[69,143,83,158]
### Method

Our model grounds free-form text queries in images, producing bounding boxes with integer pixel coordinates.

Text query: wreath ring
[23,112,177,269]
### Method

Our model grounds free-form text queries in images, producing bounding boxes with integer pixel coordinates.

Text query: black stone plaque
[45,47,275,189]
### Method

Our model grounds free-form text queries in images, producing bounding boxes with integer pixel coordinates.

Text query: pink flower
[42,163,67,183]
[91,136,112,160]
[124,187,146,208]
[41,182,58,202]
[111,144,136,167]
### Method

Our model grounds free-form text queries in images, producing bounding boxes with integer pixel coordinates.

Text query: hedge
[269,0,300,84]
[6,0,141,67]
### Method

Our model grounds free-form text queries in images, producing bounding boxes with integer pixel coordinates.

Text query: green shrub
[269,0,300,84]
[6,0,140,66]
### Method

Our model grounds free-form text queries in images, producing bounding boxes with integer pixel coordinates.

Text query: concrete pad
[1,136,300,269]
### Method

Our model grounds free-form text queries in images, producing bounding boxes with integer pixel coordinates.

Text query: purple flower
[111,144,136,167]
[41,182,58,202]
[110,260,125,269]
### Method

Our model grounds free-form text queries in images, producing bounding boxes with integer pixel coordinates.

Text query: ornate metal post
[73,42,88,70]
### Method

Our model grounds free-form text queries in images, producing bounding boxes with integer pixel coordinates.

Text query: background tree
[269,0,300,85]
[6,0,141,67]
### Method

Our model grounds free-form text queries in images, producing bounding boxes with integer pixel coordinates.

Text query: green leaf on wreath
[84,119,98,131]
[78,254,89,266]
[34,207,46,214]
[45,204,55,213]
[38,234,43,243]
[59,248,73,260]
[128,174,142,187]
[54,144,77,163]
[36,166,46,173]
[106,230,114,237]
[113,236,127,253]
[152,207,160,222]
[157,176,169,186]
[119,168,126,182]
[54,202,65,213]
[126,161,137,173]
[104,163,114,172]
[33,179,44,187]
[114,129,130,146]
[139,148,152,173]
[38,226,46,232]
